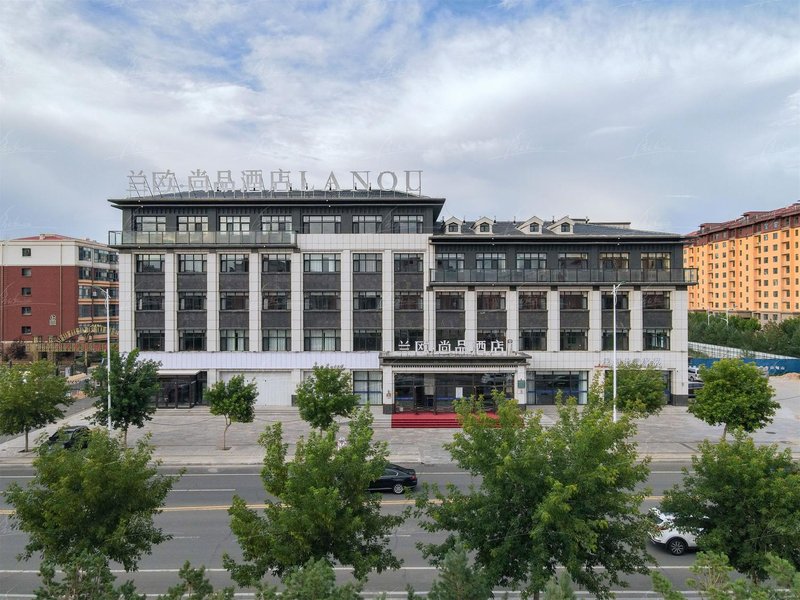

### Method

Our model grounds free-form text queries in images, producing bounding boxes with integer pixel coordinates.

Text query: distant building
[108,186,696,409]
[0,234,119,355]
[684,202,800,323]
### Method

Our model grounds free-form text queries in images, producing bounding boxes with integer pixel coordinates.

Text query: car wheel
[667,537,687,556]
[392,483,404,495]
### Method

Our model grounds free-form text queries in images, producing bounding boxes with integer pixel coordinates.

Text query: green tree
[88,348,161,446]
[543,573,577,600]
[406,544,494,600]
[294,365,359,429]
[689,358,777,438]
[205,375,258,450]
[158,562,234,600]
[224,406,405,584]
[661,434,800,583]
[35,551,144,600]
[4,430,179,571]
[0,360,71,451]
[415,393,652,600]
[603,360,667,417]
[257,559,363,600]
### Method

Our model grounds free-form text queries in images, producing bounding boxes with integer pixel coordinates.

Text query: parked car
[367,463,418,494]
[46,425,90,450]
[648,508,699,556]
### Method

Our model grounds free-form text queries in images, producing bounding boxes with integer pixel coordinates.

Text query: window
[21,268,31,277]
[303,215,341,234]
[560,223,571,232]
[560,329,588,350]
[137,330,164,351]
[133,216,166,232]
[392,215,423,233]
[477,292,506,310]
[353,371,382,404]
[262,253,291,273]
[436,292,464,311]
[600,252,630,269]
[558,253,588,269]
[479,223,491,232]
[21,306,32,315]
[519,292,547,310]
[178,254,207,273]
[560,292,587,310]
[136,254,164,273]
[353,291,381,311]
[476,253,506,270]
[78,286,93,299]
[353,253,382,273]
[395,291,423,310]
[477,329,505,345]
[177,216,208,232]
[179,330,206,351]
[220,329,249,351]
[136,292,164,311]
[394,329,423,349]
[352,215,382,233]
[179,292,206,311]
[79,305,93,318]
[21,287,32,296]
[641,252,671,270]
[78,247,92,261]
[261,215,292,232]
[21,326,32,334]
[353,329,382,351]
[529,223,540,233]
[527,371,588,405]
[447,223,459,233]
[601,292,629,310]
[436,328,464,347]
[219,216,250,232]
[644,329,670,350]
[304,253,340,273]
[263,292,289,311]
[436,253,465,271]
[304,329,340,351]
[394,253,423,273]
[220,292,248,311]
[602,330,629,350]
[21,247,31,257]
[304,292,340,311]
[220,254,248,273]
[643,292,670,310]
[520,329,546,351]
[516,253,546,270]
[263,329,291,351]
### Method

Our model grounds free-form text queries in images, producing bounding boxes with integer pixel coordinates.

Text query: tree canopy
[0,360,71,451]
[689,312,800,358]
[294,365,360,429]
[4,430,179,571]
[415,393,652,599]
[603,360,666,417]
[206,375,258,450]
[224,406,405,584]
[88,348,161,446]
[661,434,800,582]
[689,358,777,438]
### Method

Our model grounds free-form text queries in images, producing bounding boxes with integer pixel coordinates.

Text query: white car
[649,508,699,556]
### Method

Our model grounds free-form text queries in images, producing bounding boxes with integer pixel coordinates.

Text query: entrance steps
[391,412,462,428]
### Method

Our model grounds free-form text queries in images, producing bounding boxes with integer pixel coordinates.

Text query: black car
[367,463,418,494]
[46,426,90,450]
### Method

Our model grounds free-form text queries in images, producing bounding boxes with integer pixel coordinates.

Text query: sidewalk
[1,376,797,467]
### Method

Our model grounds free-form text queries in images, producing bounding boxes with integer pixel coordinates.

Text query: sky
[0,0,798,243]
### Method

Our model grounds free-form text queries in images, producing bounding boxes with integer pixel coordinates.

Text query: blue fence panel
[689,357,800,375]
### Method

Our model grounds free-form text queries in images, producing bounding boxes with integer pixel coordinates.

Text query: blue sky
[0,0,797,242]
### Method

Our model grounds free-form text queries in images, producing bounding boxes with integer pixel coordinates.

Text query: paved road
[0,463,698,598]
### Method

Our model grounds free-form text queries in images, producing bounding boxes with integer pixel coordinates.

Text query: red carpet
[391,411,498,428]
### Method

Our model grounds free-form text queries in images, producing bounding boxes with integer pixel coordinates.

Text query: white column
[506,289,519,351]
[547,289,560,351]
[291,253,304,352]
[588,289,601,352]
[119,253,134,352]
[515,364,527,405]
[630,289,643,351]
[464,290,477,345]
[672,289,689,397]
[249,252,260,351]
[382,364,394,410]
[424,289,436,348]
[206,251,219,351]
[340,250,352,351]
[382,250,394,351]
[164,253,177,352]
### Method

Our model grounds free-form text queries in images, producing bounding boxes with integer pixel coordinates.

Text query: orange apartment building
[683,202,800,323]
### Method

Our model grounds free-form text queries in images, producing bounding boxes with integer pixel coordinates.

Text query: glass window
[353,253,382,273]
[353,371,382,404]
[263,329,291,351]
[353,330,382,351]
[599,252,629,269]
[520,329,546,351]
[602,330,629,350]
[436,292,464,311]
[79,305,93,318]
[519,292,547,310]
[263,292,289,311]
[21,268,32,277]
[516,253,546,270]
[560,223,571,232]
[302,215,341,234]
[21,306,32,316]
[559,330,588,351]
[436,328,464,347]
[560,292,587,310]
[395,291,423,310]
[136,254,164,273]
[304,292,340,311]
[177,216,208,232]
[220,292,248,311]
[179,292,206,311]
[21,326,32,334]
[394,253,423,273]
[220,216,250,232]
[133,216,166,232]
[261,215,292,232]
[78,286,93,299]
[641,252,671,270]
[303,253,340,273]
[479,223,490,232]
[352,215,382,233]
[178,254,207,273]
[644,329,670,350]
[529,223,540,233]
[448,223,459,233]
[394,329,423,349]
[179,330,206,351]
[220,254,249,273]
[476,253,506,270]
[527,371,588,405]
[353,291,381,311]
[643,292,670,310]
[78,247,92,261]
[436,253,464,271]
[220,329,249,351]
[304,329,341,351]
[601,292,629,310]
[558,253,588,269]
[262,253,291,273]
[392,215,423,233]
[22,248,31,257]
[477,329,505,345]
[137,330,164,351]
[477,292,505,310]
[136,292,164,311]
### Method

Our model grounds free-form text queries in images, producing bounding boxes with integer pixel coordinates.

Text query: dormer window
[561,223,571,233]
[529,223,539,233]
[479,223,490,233]
[448,223,459,233]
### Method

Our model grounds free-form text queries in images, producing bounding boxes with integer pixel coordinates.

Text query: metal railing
[429,268,698,285]
[108,230,296,247]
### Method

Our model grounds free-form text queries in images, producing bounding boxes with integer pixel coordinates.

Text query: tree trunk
[24,427,30,452]
[533,590,540,600]
[222,420,231,450]
[722,423,728,441]
[122,427,128,448]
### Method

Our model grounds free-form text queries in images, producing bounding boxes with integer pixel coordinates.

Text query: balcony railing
[429,268,698,285]
[108,230,296,247]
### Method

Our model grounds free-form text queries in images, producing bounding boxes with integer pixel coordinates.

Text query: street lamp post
[612,282,628,423]
[91,286,112,433]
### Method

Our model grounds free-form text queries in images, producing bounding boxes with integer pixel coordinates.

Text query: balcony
[429,268,698,285]
[108,230,296,248]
